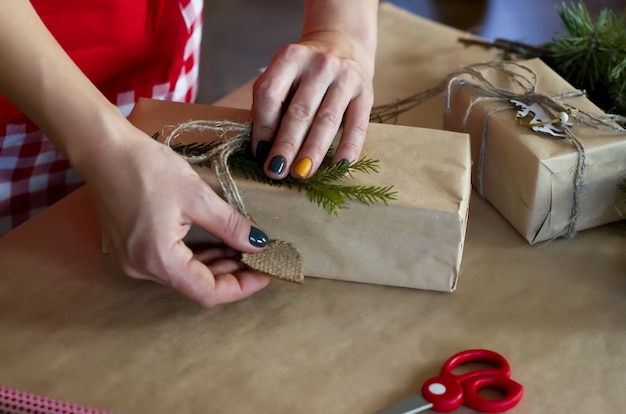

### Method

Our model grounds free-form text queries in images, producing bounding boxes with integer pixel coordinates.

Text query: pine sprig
[305,183,396,216]
[301,159,397,215]
[547,3,626,113]
[344,157,382,177]
[159,134,397,215]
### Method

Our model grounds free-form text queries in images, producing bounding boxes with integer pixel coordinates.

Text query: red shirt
[0,0,203,233]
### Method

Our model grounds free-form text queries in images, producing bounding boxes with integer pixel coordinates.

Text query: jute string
[162,120,304,283]
[371,60,626,239]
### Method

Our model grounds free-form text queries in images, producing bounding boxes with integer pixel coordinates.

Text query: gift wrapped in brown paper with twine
[441,58,626,244]
[127,99,472,292]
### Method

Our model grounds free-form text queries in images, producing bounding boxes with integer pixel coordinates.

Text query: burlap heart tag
[241,240,304,284]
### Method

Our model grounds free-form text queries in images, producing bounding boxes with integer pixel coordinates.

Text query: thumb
[188,184,269,252]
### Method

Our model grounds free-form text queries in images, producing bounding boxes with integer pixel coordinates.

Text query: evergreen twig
[548,3,626,114]
[156,133,397,215]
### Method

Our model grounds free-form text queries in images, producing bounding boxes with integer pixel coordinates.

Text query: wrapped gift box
[128,98,471,292]
[445,58,626,244]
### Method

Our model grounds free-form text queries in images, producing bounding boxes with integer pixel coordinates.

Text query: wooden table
[1,4,624,413]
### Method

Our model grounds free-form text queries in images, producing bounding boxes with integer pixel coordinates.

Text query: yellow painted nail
[293,157,313,178]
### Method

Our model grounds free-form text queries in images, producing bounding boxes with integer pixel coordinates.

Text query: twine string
[162,120,253,219]
[371,60,626,239]
[160,119,305,283]
[565,128,587,238]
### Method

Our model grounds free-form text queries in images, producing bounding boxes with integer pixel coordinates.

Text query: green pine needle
[551,3,626,91]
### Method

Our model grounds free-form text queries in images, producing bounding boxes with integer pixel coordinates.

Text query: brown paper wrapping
[128,98,472,292]
[1,6,626,414]
[445,58,626,244]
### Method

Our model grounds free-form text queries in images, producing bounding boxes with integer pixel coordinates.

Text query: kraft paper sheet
[445,58,626,244]
[0,4,624,414]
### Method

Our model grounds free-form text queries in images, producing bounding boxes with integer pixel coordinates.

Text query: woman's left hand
[250,30,375,180]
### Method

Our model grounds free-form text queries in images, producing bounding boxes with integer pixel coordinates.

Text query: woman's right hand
[77,120,271,307]
[0,2,272,306]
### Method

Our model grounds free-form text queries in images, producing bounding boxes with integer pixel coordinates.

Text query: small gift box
[128,98,472,292]
[445,58,626,244]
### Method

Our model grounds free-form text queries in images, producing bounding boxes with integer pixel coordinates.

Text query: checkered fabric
[0,0,203,235]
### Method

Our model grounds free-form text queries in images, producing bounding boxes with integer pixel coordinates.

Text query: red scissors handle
[441,349,511,381]
[421,349,523,413]
[464,375,524,413]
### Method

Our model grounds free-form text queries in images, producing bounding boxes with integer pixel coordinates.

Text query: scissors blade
[375,395,434,414]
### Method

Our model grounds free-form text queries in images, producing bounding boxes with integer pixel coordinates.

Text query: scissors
[376,349,524,413]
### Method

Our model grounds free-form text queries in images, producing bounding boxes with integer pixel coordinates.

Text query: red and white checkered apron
[0,0,204,235]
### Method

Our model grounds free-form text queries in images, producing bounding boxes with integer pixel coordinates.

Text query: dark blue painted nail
[249,226,268,247]
[256,140,271,162]
[268,155,286,175]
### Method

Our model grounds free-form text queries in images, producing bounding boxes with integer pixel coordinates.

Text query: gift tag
[511,99,573,138]
[241,240,304,284]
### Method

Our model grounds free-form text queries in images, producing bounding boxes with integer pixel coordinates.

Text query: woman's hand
[250,0,378,180]
[0,2,271,307]
[79,122,271,307]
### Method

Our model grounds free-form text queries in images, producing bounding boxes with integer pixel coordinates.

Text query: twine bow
[162,120,304,283]
[371,60,626,240]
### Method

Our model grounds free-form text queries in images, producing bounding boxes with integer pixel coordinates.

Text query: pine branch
[162,136,397,215]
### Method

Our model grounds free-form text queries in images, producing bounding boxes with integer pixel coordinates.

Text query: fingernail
[249,226,268,247]
[256,140,271,162]
[268,155,286,175]
[293,157,313,178]
[337,159,350,168]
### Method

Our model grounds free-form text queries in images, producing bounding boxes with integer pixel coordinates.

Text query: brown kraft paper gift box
[445,58,626,244]
[128,98,472,292]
